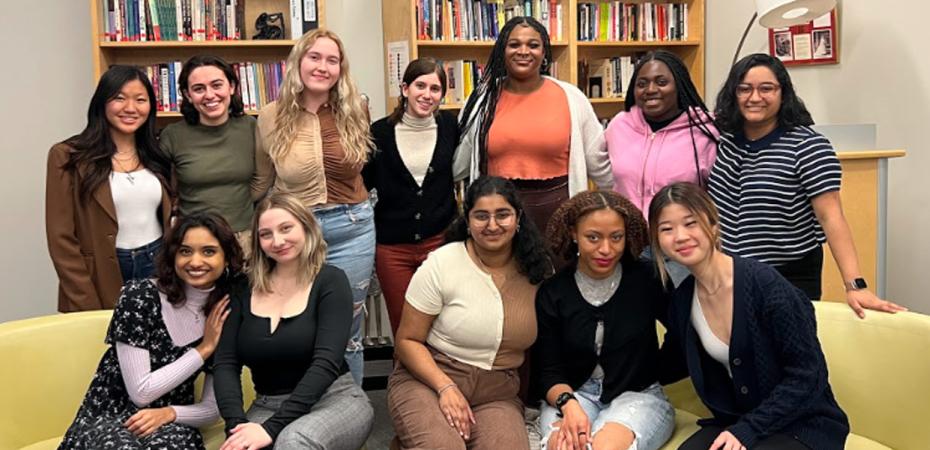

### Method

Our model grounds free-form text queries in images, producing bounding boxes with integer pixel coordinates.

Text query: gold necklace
[469,241,511,287]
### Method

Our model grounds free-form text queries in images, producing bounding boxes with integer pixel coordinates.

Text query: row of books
[578,56,636,99]
[101,0,244,42]
[437,58,560,106]
[142,60,286,113]
[578,2,689,42]
[417,0,563,42]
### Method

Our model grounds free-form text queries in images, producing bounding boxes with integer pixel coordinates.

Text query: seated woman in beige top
[388,176,552,450]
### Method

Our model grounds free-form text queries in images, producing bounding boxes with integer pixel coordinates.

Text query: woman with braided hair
[455,16,612,236]
[532,190,679,450]
[604,50,718,286]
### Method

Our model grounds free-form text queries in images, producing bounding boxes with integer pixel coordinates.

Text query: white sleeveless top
[110,168,163,249]
[690,289,732,377]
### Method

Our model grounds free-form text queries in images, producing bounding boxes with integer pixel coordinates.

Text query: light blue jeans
[313,200,375,385]
[539,379,674,450]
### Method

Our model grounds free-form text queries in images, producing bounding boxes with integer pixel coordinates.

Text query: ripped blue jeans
[313,200,376,385]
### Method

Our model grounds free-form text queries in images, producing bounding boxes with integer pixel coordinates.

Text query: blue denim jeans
[116,238,162,284]
[539,379,674,450]
[313,200,375,385]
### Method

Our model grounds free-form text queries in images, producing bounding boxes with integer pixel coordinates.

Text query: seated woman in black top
[213,193,373,450]
[648,182,849,450]
[533,191,676,450]
[365,57,460,334]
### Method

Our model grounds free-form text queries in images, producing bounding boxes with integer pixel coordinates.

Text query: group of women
[47,14,904,450]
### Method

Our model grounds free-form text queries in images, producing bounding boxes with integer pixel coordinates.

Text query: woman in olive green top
[160,55,256,246]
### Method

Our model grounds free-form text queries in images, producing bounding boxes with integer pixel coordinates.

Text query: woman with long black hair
[46,65,172,312]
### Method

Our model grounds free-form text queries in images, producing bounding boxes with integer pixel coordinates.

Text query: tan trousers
[387,350,529,450]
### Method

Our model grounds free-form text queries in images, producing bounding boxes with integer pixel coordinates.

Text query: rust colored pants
[387,350,530,450]
[375,233,445,334]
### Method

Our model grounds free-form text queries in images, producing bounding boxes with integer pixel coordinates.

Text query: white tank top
[110,168,163,249]
[690,289,732,377]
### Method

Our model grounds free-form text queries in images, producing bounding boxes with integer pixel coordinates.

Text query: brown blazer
[45,143,172,312]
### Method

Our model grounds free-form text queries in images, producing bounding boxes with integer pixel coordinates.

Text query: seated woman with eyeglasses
[709,53,905,318]
[387,176,551,450]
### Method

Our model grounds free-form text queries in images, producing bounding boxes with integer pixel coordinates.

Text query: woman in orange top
[456,16,612,235]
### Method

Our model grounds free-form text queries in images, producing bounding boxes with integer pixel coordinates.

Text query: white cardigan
[453,76,613,196]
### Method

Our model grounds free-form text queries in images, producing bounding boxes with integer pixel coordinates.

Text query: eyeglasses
[736,83,781,98]
[469,210,516,227]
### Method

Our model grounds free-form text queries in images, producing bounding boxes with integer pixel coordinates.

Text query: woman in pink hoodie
[605,51,718,285]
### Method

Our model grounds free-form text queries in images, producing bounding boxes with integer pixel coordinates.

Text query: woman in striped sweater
[709,53,904,317]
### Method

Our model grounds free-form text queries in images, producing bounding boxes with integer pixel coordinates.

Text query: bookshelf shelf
[89,0,326,124]
[381,0,705,119]
[416,40,569,47]
[575,40,701,48]
[98,40,299,48]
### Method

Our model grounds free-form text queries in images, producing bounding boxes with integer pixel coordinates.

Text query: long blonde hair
[270,28,372,164]
[248,193,327,293]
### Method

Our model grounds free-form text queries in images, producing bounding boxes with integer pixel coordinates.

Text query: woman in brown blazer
[46,66,172,312]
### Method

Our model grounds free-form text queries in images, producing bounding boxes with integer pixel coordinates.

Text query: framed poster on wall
[768,9,838,66]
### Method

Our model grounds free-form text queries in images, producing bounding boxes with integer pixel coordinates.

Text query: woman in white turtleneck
[364,58,461,335]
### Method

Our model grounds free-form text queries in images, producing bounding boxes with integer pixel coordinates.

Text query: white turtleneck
[116,282,219,427]
[395,111,438,186]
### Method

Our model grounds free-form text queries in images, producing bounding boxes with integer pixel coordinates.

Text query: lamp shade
[754,0,836,28]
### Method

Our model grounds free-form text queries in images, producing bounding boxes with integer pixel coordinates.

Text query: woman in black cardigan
[648,182,849,450]
[532,191,678,450]
[364,57,460,334]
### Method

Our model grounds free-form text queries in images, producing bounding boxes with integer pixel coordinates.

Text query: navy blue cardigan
[667,255,849,449]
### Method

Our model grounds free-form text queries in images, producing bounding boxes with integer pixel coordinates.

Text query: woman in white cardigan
[455,16,611,240]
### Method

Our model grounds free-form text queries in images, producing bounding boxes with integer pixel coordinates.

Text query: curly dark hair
[178,54,246,126]
[155,212,244,312]
[457,16,553,175]
[445,176,552,284]
[546,191,648,267]
[713,53,814,135]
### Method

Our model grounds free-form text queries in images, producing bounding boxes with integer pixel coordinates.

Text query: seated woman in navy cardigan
[647,182,849,450]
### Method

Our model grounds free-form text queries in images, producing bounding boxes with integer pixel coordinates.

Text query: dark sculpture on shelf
[253,12,285,40]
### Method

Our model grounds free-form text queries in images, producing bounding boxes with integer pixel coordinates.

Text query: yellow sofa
[0,310,253,450]
[656,301,930,450]
[2,303,928,449]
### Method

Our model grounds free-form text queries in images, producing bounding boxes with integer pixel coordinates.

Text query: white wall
[0,2,94,322]
[0,1,385,323]
[706,1,930,313]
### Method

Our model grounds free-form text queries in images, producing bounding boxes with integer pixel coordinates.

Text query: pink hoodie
[605,106,719,218]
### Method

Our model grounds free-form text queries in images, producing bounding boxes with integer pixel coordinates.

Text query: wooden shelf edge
[576,40,701,48]
[836,150,906,160]
[589,97,625,104]
[99,40,298,48]
[417,40,569,47]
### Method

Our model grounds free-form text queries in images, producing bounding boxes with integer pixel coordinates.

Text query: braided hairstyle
[457,16,553,175]
[546,191,648,267]
[624,50,717,186]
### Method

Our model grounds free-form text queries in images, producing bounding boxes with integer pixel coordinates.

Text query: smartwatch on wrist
[845,278,868,291]
[555,392,576,417]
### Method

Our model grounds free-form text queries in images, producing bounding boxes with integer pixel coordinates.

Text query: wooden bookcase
[380,0,704,119]
[88,0,326,121]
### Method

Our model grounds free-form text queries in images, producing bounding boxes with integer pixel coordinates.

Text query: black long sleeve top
[532,259,682,405]
[666,255,849,449]
[364,111,459,244]
[213,265,352,440]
